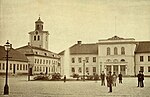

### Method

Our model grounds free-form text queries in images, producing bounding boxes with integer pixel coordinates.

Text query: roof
[16,45,60,59]
[135,41,150,53]
[0,46,28,62]
[59,43,98,55]
[35,17,43,23]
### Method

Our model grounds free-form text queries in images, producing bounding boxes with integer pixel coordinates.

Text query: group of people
[100,71,123,93]
[137,71,144,87]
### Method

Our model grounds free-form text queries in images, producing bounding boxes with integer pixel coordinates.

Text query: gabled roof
[0,46,28,62]
[59,43,98,55]
[16,45,60,59]
[135,41,150,53]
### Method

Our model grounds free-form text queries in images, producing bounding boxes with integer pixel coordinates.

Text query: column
[111,65,113,73]
[118,65,120,74]
[125,65,127,75]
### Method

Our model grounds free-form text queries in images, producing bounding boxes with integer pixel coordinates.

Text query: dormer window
[35,52,38,54]
[44,53,47,56]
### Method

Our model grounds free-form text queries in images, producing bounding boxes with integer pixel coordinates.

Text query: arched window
[114,47,118,55]
[34,36,36,40]
[121,59,125,62]
[121,47,125,55]
[38,35,40,40]
[107,47,111,55]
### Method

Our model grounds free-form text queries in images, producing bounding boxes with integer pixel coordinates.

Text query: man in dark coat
[141,71,144,87]
[137,71,142,87]
[118,72,123,83]
[100,71,105,86]
[106,71,113,93]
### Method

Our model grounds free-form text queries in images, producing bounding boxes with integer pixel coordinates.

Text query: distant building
[16,17,61,75]
[59,36,150,76]
[0,46,28,75]
[135,41,150,76]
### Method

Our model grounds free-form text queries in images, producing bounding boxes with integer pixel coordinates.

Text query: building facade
[59,36,150,77]
[0,46,28,75]
[16,17,60,75]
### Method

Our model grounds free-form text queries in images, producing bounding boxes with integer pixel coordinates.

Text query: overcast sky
[0,0,150,53]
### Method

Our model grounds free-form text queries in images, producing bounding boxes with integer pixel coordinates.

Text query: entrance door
[29,68,32,76]
[106,65,111,74]
[120,65,126,75]
[13,64,16,74]
[113,65,118,75]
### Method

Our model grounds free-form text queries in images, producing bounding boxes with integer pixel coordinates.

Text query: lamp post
[83,60,85,81]
[4,40,11,95]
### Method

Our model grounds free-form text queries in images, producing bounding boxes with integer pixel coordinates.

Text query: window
[78,67,82,73]
[37,66,39,71]
[38,35,40,40]
[121,47,125,55]
[17,64,19,70]
[93,57,96,62]
[140,66,144,72]
[23,64,25,70]
[40,59,42,64]
[10,64,12,70]
[20,64,22,70]
[72,58,75,63]
[85,57,89,63]
[49,67,51,72]
[86,67,89,73]
[114,47,118,55]
[3,63,5,70]
[43,60,45,64]
[26,65,28,70]
[140,56,144,62]
[35,59,36,63]
[49,60,51,65]
[93,67,96,72]
[148,56,150,62]
[0,63,1,70]
[71,67,75,73]
[40,67,42,71]
[121,59,125,62]
[78,57,82,63]
[34,36,36,41]
[44,53,47,56]
[37,59,39,64]
[46,60,48,64]
[34,66,36,71]
[148,67,150,72]
[107,47,110,55]
[35,52,38,54]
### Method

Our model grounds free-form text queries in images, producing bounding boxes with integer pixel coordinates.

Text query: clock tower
[28,17,49,50]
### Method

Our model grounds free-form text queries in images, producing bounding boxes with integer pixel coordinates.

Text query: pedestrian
[112,72,117,86]
[118,72,123,84]
[137,71,142,87]
[106,71,113,93]
[141,71,144,87]
[64,75,66,83]
[100,71,105,86]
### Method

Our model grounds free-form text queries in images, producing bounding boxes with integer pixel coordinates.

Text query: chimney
[77,41,82,44]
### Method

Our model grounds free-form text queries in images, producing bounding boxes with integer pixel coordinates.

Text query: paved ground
[0,76,150,97]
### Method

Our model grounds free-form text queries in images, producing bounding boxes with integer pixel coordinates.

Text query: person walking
[137,71,142,87]
[100,71,105,86]
[64,75,66,83]
[118,72,123,84]
[112,72,117,86]
[106,71,113,93]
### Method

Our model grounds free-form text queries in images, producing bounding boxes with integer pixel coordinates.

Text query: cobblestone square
[0,76,150,97]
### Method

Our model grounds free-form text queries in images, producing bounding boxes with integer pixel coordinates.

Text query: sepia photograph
[0,0,150,97]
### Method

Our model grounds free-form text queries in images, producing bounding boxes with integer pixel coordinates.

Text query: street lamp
[83,60,85,81]
[4,40,11,95]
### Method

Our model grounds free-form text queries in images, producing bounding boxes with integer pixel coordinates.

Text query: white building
[16,17,60,75]
[0,46,28,75]
[59,36,150,77]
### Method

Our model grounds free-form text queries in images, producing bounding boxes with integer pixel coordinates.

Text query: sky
[0,0,150,53]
